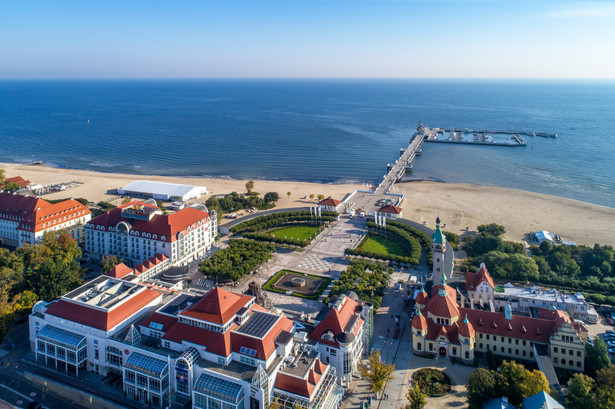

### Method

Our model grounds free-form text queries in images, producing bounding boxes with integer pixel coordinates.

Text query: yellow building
[412,270,587,371]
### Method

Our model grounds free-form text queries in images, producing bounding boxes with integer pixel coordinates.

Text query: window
[137,373,147,387]
[452,347,457,355]
[577,351,582,357]
[126,371,136,383]
[330,349,337,356]
[479,343,483,349]
[554,358,558,363]
[577,361,581,367]
[569,350,574,356]
[94,349,99,360]
[218,357,225,365]
[417,343,422,351]
[554,347,558,353]
[465,351,469,359]
[239,355,255,366]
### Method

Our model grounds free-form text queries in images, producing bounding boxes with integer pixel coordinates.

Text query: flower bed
[412,368,452,397]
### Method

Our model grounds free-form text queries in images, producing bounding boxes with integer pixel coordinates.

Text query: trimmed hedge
[359,222,421,265]
[377,219,433,266]
[243,232,310,248]
[230,210,338,234]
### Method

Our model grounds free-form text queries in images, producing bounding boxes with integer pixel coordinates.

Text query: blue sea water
[0,79,614,207]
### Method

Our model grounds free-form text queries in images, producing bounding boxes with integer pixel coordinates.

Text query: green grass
[262,269,331,300]
[360,234,408,257]
[269,225,320,241]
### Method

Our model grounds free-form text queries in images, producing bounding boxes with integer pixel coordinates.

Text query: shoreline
[2,161,614,247]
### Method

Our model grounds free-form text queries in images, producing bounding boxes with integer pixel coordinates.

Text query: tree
[246,180,255,194]
[596,365,615,388]
[20,231,83,301]
[286,191,291,198]
[477,223,506,237]
[359,350,394,395]
[567,373,595,409]
[263,192,279,204]
[467,368,497,409]
[309,194,315,200]
[0,169,5,186]
[101,255,123,274]
[406,383,426,409]
[586,339,611,376]
[495,361,549,407]
[3,182,20,192]
[317,194,325,201]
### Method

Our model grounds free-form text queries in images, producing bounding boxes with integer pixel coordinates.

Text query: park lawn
[270,225,320,241]
[361,235,408,257]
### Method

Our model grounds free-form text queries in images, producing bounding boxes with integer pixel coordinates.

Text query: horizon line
[1,76,615,81]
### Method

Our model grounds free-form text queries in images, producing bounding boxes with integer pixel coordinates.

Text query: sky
[1,0,614,79]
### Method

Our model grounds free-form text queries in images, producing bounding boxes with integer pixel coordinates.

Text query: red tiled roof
[458,315,475,338]
[275,372,315,398]
[415,288,429,305]
[426,287,459,319]
[45,289,161,331]
[5,176,30,187]
[314,359,327,375]
[180,287,252,325]
[310,296,362,347]
[318,197,341,207]
[378,205,402,214]
[87,202,209,242]
[107,263,133,279]
[412,311,428,330]
[425,320,460,344]
[140,312,178,333]
[465,265,495,291]
[231,315,294,360]
[162,322,233,356]
[0,193,90,233]
[462,308,552,343]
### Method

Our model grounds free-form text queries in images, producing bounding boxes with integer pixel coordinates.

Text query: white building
[0,192,91,247]
[84,201,216,266]
[118,180,207,202]
[376,205,402,219]
[317,198,342,213]
[309,292,372,388]
[495,285,599,324]
[30,280,343,409]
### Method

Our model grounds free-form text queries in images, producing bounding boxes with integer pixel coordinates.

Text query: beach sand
[2,162,614,246]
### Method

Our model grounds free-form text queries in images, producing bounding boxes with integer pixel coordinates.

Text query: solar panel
[237,311,279,338]
[240,346,257,357]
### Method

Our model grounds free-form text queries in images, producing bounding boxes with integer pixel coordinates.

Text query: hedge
[374,219,433,266]
[230,210,338,234]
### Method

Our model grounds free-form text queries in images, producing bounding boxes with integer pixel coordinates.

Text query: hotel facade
[0,192,91,247]
[84,201,216,267]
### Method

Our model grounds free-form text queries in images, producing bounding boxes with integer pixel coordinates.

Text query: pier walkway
[375,128,428,195]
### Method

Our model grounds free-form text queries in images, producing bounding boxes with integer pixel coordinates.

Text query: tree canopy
[406,383,426,409]
[477,223,506,237]
[467,361,550,409]
[585,339,611,377]
[0,230,84,340]
[199,239,274,282]
[359,349,394,395]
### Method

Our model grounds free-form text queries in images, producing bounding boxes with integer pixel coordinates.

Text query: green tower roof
[432,217,444,244]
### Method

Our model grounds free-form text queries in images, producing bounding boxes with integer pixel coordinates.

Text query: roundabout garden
[262,269,331,300]
[412,368,452,397]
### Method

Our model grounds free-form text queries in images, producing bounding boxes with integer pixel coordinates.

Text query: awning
[194,373,243,404]
[125,352,168,377]
[37,325,86,350]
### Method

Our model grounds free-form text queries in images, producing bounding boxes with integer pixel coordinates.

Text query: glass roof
[178,347,200,365]
[194,373,244,403]
[37,325,86,350]
[125,352,168,377]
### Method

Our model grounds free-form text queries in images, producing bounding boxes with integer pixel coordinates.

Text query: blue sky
[1,0,614,78]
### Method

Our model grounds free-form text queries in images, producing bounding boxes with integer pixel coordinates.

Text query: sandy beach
[2,162,614,247]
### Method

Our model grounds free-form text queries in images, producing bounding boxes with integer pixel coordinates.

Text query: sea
[1,79,614,208]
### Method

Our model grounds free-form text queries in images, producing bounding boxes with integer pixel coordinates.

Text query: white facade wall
[85,216,216,267]
[0,214,90,247]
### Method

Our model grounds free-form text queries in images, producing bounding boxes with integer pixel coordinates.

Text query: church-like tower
[431,216,447,285]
